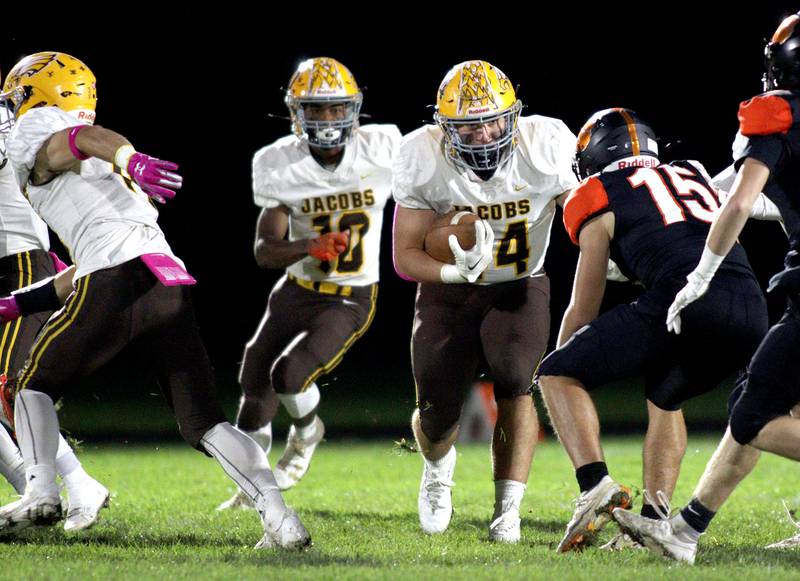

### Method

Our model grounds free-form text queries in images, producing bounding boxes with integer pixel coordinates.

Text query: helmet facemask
[436,99,522,172]
[288,94,363,149]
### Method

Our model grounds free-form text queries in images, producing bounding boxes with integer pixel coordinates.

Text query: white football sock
[15,391,59,467]
[295,418,318,441]
[15,390,60,495]
[278,384,320,418]
[494,479,526,518]
[0,426,25,494]
[201,422,285,513]
[425,446,455,468]
[55,434,81,477]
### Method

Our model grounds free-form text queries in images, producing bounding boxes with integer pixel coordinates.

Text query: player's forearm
[72,125,131,165]
[707,159,771,256]
[394,248,450,283]
[254,237,310,269]
[556,304,596,348]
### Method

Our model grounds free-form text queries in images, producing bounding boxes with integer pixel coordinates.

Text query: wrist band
[68,126,90,160]
[440,264,466,284]
[114,144,136,170]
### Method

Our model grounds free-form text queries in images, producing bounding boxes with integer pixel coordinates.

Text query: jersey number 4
[627,165,720,225]
[312,212,370,273]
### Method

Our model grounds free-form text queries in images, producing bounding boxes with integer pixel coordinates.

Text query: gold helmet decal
[436,60,517,120]
[1,52,97,123]
[434,60,522,172]
[285,57,362,148]
[287,57,360,100]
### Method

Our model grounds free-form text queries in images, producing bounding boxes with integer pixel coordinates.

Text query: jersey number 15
[628,165,720,225]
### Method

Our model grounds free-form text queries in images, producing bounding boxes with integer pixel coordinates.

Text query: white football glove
[606,259,629,282]
[447,220,495,283]
[666,271,712,334]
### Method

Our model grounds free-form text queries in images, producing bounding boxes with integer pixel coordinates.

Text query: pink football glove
[0,296,20,323]
[48,252,69,273]
[127,153,183,204]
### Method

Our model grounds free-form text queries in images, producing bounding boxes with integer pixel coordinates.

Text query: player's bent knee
[492,381,534,401]
[270,354,314,395]
[419,408,460,443]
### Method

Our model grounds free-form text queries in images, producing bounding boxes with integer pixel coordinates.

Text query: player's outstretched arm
[33,125,182,203]
[712,164,781,221]
[556,214,613,348]
[253,206,347,270]
[667,158,771,333]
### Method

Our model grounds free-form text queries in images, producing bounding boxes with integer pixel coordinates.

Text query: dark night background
[3,6,799,438]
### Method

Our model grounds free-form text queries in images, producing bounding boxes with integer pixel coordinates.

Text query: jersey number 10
[312,212,370,273]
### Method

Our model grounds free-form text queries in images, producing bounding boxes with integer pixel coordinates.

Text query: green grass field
[2,437,800,580]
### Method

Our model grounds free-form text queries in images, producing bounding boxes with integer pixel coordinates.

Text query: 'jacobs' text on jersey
[452,200,531,221]
[300,190,376,214]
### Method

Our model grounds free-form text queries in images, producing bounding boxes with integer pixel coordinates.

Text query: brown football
[424,211,479,264]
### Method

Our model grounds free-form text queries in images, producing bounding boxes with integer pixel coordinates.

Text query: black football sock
[680,497,716,533]
[576,461,609,492]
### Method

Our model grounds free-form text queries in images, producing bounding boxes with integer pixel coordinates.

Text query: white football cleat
[613,508,699,564]
[556,476,632,552]
[489,508,521,543]
[766,501,800,549]
[418,446,456,535]
[0,486,62,534]
[256,508,311,550]
[600,532,644,551]
[217,488,255,511]
[273,417,325,491]
[64,478,110,532]
[766,533,800,550]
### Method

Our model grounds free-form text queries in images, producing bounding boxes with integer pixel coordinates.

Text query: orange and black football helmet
[574,108,659,180]
[764,12,800,91]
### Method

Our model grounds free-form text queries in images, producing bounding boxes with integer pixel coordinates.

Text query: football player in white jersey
[219,57,400,509]
[392,60,578,542]
[0,93,109,531]
[0,52,309,549]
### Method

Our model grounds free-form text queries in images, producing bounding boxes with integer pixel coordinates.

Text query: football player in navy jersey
[537,109,769,553]
[614,12,800,563]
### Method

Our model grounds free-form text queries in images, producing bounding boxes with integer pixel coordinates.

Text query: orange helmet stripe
[617,108,640,156]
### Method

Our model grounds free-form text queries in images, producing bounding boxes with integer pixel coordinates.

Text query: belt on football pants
[286,273,375,298]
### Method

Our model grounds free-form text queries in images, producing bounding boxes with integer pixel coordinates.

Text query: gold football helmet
[434,60,522,172]
[285,57,362,148]
[1,52,97,124]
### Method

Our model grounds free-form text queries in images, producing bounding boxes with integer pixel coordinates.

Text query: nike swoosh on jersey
[513,184,528,192]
